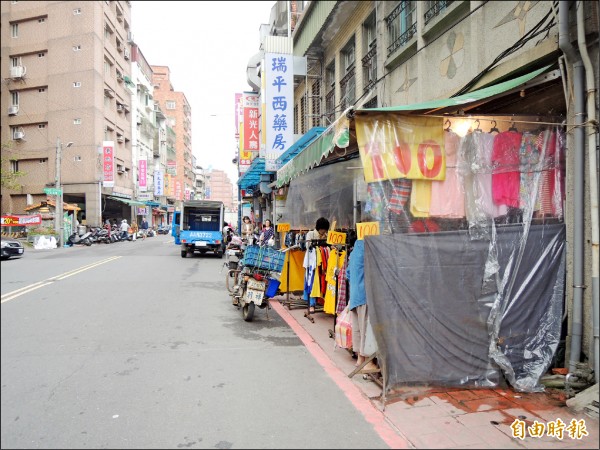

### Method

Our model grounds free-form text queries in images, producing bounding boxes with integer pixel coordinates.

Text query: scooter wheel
[242,302,255,322]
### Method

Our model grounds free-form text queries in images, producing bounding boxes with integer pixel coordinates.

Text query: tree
[1,141,25,190]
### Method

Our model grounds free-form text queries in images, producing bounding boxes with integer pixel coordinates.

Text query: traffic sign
[43,188,62,195]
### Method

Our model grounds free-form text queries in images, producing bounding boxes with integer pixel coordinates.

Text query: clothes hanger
[508,121,518,132]
[489,120,499,134]
[473,119,482,132]
[444,119,452,132]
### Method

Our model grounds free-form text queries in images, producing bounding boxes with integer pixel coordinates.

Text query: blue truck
[172,200,225,258]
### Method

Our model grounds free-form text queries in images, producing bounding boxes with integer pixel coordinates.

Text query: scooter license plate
[245,288,264,304]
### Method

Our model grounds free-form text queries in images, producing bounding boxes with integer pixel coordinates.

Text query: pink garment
[492,131,522,208]
[536,130,560,216]
[429,130,465,218]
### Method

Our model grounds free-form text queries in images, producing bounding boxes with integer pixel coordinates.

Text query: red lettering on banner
[417,140,442,178]
[392,141,411,175]
[364,142,385,180]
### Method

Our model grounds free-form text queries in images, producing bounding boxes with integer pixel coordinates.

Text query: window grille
[424,0,453,25]
[362,39,377,93]
[300,95,306,134]
[386,1,417,56]
[340,63,356,110]
[311,80,321,128]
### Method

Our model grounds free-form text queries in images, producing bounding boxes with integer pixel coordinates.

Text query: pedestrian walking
[141,218,149,240]
[120,219,129,240]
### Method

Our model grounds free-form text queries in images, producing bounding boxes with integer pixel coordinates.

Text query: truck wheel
[242,302,255,322]
[217,251,224,258]
[181,251,186,258]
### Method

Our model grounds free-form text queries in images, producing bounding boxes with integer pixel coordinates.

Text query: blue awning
[145,201,160,207]
[238,157,266,190]
[276,127,326,166]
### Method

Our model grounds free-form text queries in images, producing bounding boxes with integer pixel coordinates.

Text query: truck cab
[172,200,225,258]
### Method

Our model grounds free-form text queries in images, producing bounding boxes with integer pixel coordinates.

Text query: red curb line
[270,299,411,449]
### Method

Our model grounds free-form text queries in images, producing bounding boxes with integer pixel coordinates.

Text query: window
[104,60,111,76]
[11,23,18,38]
[326,61,335,90]
[11,92,19,106]
[424,1,453,25]
[38,88,46,93]
[73,8,81,15]
[74,118,82,125]
[311,80,321,128]
[73,82,81,88]
[166,100,176,110]
[293,103,298,134]
[104,126,113,141]
[38,52,45,57]
[38,124,47,129]
[38,18,45,23]
[11,57,20,67]
[73,45,81,51]
[386,1,417,56]
[40,158,48,163]
[104,25,112,40]
[342,38,355,72]
[11,160,19,172]
[362,13,377,92]
[300,95,306,134]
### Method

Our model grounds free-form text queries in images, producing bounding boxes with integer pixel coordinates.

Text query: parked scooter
[229,243,283,322]
[67,232,92,246]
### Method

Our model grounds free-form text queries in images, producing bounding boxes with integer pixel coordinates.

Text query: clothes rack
[303,241,329,323]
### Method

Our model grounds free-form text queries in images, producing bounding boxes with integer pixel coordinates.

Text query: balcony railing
[362,41,377,92]
[340,64,356,110]
[386,1,417,56]
[424,0,454,25]
[325,89,336,124]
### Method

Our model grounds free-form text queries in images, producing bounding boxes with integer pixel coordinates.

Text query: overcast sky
[131,1,276,183]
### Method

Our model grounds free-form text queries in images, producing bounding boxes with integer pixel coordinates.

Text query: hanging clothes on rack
[430,130,465,218]
[324,246,347,314]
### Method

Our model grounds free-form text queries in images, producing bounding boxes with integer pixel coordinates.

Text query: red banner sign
[102,140,115,187]
[1,214,42,227]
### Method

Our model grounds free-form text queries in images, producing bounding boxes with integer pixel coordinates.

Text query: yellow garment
[323,249,346,314]
[279,249,305,292]
[309,247,323,299]
[410,180,432,217]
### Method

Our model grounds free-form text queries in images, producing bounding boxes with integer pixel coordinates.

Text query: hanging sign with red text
[355,114,445,183]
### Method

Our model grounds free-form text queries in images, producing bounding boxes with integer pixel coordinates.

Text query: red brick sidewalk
[272,297,599,449]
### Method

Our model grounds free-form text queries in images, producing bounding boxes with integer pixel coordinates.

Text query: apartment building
[151,65,193,208]
[206,169,235,212]
[1,0,136,226]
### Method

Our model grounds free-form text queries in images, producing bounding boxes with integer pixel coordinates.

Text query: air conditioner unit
[10,66,26,79]
[117,104,124,112]
[104,88,114,98]
[8,105,19,115]
[127,31,134,43]
[14,131,25,140]
[117,167,125,174]
[117,135,124,142]
[123,48,130,60]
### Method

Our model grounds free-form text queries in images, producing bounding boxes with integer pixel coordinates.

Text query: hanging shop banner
[102,140,115,188]
[234,93,242,140]
[136,207,149,216]
[265,53,294,172]
[243,92,259,152]
[165,174,174,197]
[1,214,42,227]
[166,160,177,175]
[175,180,182,201]
[355,114,446,183]
[154,170,164,196]
[138,158,147,191]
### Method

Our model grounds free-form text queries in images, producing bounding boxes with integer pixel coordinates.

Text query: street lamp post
[55,138,73,247]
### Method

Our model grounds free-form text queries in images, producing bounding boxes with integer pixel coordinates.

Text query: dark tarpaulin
[364,223,565,392]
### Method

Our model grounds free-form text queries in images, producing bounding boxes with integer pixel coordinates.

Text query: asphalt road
[1,235,389,449]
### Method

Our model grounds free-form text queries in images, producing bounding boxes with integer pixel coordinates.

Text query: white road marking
[1,256,121,304]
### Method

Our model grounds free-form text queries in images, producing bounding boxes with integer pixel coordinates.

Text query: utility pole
[55,138,62,247]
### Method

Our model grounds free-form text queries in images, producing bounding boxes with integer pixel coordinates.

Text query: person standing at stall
[241,216,254,243]
[258,219,275,247]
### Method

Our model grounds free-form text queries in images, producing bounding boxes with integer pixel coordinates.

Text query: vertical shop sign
[265,53,294,171]
[102,140,115,187]
[154,170,164,196]
[234,93,242,140]
[240,92,259,173]
[138,158,147,191]
[175,180,182,200]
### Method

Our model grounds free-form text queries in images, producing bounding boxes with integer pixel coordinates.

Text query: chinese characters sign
[234,93,242,140]
[138,158,147,191]
[154,170,164,196]
[102,141,115,188]
[265,53,294,171]
[175,180,182,200]
[1,214,42,227]
[240,92,259,173]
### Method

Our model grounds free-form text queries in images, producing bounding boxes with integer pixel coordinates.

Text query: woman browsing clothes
[258,219,275,247]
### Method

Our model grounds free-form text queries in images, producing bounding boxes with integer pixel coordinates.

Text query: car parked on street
[1,238,25,260]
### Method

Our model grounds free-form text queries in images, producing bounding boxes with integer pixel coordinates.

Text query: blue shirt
[347,240,366,310]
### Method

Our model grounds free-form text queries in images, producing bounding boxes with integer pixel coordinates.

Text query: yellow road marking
[1,256,121,303]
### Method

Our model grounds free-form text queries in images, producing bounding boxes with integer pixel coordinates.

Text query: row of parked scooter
[66,224,156,246]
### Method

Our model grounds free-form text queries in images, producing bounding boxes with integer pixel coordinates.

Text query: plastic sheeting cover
[364,223,565,392]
